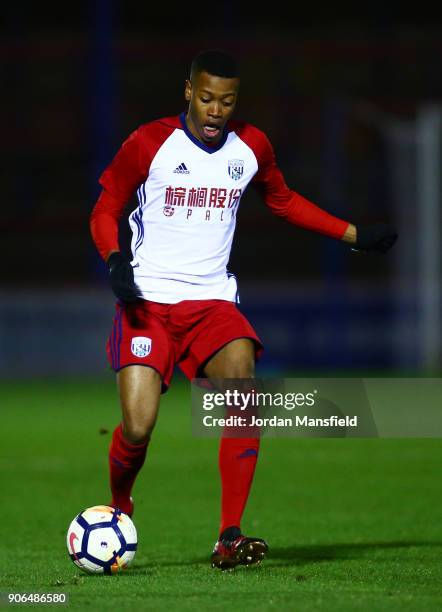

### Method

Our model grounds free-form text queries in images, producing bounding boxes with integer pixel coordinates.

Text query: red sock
[109,423,148,515]
[218,436,260,535]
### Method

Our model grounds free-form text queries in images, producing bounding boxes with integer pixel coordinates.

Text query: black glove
[353,223,398,253]
[107,252,140,302]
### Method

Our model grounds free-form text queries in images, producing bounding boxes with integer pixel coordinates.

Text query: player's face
[185,71,239,145]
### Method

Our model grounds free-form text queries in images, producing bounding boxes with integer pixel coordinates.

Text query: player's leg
[205,339,259,536]
[106,300,174,517]
[109,365,161,516]
[204,339,268,569]
[118,365,161,444]
[174,299,265,568]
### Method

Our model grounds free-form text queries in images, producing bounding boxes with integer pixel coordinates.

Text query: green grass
[1,375,442,611]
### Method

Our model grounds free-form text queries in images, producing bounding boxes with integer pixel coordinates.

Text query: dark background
[2,4,441,374]
[6,6,441,283]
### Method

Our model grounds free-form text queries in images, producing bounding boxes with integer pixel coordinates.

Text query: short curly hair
[190,49,239,81]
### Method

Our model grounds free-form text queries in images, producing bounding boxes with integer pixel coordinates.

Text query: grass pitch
[1,375,442,611]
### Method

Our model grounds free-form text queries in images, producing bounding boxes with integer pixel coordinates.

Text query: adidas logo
[173,162,190,174]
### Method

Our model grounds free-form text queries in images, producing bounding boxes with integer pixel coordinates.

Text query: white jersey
[128,116,257,303]
[94,113,348,304]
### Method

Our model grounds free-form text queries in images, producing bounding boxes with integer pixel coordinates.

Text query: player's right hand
[107,252,140,302]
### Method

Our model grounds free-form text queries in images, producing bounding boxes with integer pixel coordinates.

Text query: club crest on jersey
[131,336,152,358]
[163,206,175,216]
[228,159,244,181]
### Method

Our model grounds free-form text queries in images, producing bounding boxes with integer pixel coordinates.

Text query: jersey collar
[179,112,229,154]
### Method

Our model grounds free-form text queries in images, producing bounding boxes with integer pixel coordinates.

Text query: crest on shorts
[131,336,152,358]
[228,159,244,181]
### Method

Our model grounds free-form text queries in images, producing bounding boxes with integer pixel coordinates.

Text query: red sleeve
[89,117,178,260]
[90,189,127,261]
[235,123,350,240]
[98,128,152,202]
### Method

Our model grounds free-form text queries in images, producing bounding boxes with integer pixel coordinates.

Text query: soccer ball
[66,505,137,574]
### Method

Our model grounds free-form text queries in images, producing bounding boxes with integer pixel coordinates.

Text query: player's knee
[123,421,155,445]
[224,354,255,379]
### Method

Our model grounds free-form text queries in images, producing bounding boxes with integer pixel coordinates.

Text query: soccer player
[89,49,397,570]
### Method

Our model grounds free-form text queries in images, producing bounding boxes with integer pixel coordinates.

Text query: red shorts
[106,299,263,392]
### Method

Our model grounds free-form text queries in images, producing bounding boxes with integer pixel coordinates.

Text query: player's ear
[184,79,192,102]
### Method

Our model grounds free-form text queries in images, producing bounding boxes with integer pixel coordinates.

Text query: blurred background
[2,3,441,378]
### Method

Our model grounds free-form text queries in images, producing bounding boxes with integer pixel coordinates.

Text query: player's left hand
[353,223,398,253]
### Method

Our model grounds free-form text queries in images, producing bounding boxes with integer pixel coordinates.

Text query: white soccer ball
[66,505,137,574]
